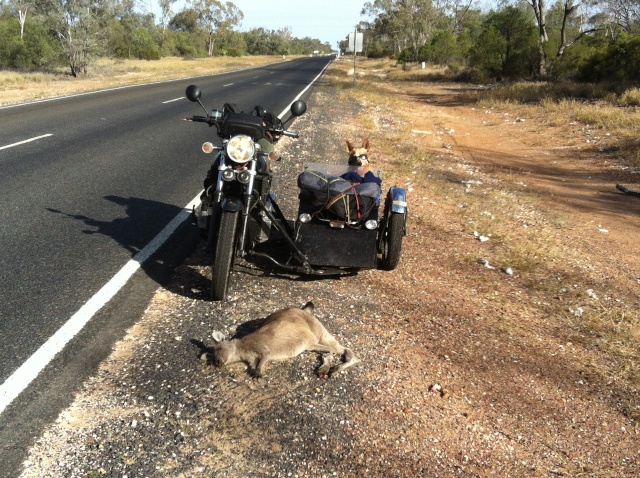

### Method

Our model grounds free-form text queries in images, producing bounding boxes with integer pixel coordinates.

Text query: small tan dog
[201,302,359,378]
[347,139,370,167]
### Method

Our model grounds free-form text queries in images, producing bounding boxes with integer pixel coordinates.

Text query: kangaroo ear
[211,330,226,343]
[346,140,354,153]
[362,138,369,150]
[301,301,314,314]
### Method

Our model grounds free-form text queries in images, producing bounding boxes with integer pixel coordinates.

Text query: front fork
[205,190,222,253]
[205,154,261,257]
[236,158,260,256]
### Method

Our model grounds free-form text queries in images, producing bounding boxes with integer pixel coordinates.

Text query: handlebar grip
[191,115,209,122]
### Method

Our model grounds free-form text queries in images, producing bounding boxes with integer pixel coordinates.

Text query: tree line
[3,0,639,84]
[0,0,332,76]
[347,0,640,83]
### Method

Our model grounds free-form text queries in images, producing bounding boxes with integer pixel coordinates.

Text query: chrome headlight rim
[226,135,255,163]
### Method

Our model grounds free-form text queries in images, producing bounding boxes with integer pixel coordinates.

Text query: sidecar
[252,163,407,275]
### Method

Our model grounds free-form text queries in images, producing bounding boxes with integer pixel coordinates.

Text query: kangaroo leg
[329,347,360,376]
[308,344,338,354]
[315,335,360,376]
[251,356,269,378]
[317,354,333,377]
[304,344,336,376]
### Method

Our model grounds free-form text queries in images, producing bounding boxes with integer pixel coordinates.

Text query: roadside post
[346,29,363,82]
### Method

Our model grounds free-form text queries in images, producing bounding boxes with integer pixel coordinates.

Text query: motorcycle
[184,85,407,301]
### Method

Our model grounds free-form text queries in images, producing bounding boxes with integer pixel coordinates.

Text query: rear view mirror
[186,85,201,102]
[290,100,307,117]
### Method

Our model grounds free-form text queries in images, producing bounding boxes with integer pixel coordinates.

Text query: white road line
[223,83,234,87]
[0,192,202,415]
[0,63,267,111]
[162,97,184,104]
[277,60,331,119]
[0,57,332,415]
[0,134,53,151]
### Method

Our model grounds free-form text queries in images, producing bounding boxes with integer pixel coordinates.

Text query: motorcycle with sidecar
[184,85,407,301]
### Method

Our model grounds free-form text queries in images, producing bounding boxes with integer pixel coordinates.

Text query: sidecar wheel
[211,209,239,301]
[379,212,404,271]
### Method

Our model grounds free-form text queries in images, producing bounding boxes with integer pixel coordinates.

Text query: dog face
[347,139,370,167]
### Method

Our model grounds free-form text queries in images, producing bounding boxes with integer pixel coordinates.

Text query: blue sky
[232,0,368,46]
[145,0,369,46]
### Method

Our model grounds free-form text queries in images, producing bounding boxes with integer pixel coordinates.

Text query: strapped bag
[297,170,381,222]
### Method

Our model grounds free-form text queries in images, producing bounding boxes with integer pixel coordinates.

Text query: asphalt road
[0,55,331,476]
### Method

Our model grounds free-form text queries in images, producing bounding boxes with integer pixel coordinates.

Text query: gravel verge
[20,64,640,477]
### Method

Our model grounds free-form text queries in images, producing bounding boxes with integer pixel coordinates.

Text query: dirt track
[21,63,640,477]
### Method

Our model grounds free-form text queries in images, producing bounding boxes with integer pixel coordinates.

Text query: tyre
[379,212,404,270]
[211,209,239,301]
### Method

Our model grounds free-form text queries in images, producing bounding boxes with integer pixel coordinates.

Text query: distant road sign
[346,32,363,53]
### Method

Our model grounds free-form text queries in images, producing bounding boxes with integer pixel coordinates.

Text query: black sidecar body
[252,162,407,275]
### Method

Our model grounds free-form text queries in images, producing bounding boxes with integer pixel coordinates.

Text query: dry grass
[6,54,640,386]
[458,68,640,166]
[325,57,640,388]
[0,56,290,106]
[18,56,640,476]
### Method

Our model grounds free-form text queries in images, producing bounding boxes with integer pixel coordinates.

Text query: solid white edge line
[0,56,332,415]
[162,97,185,104]
[277,59,332,119]
[0,192,202,415]
[0,134,53,151]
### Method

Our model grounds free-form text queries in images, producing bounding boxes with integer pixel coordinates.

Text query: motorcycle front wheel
[211,209,239,301]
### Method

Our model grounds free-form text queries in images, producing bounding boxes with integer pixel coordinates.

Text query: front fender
[389,187,407,214]
[221,197,243,212]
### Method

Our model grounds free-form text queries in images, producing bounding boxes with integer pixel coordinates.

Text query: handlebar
[185,115,217,126]
[185,100,303,139]
[270,127,299,138]
[186,115,299,139]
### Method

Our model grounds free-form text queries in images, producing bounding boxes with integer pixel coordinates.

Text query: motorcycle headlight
[226,135,255,163]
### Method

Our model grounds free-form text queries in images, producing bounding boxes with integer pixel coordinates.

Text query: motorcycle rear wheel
[211,209,239,301]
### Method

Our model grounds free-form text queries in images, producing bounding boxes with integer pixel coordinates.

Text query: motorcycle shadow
[46,195,203,299]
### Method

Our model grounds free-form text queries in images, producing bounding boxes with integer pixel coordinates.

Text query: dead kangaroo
[200,302,359,378]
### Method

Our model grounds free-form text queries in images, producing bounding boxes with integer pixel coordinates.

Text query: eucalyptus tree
[604,0,640,33]
[526,0,607,75]
[35,0,108,76]
[187,0,242,56]
[158,0,176,32]
[7,0,35,40]
[362,0,442,60]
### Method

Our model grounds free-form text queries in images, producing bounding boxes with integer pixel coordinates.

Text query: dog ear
[362,138,369,150]
[346,140,354,153]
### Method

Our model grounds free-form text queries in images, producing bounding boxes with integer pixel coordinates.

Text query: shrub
[579,36,640,83]
[225,48,244,57]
